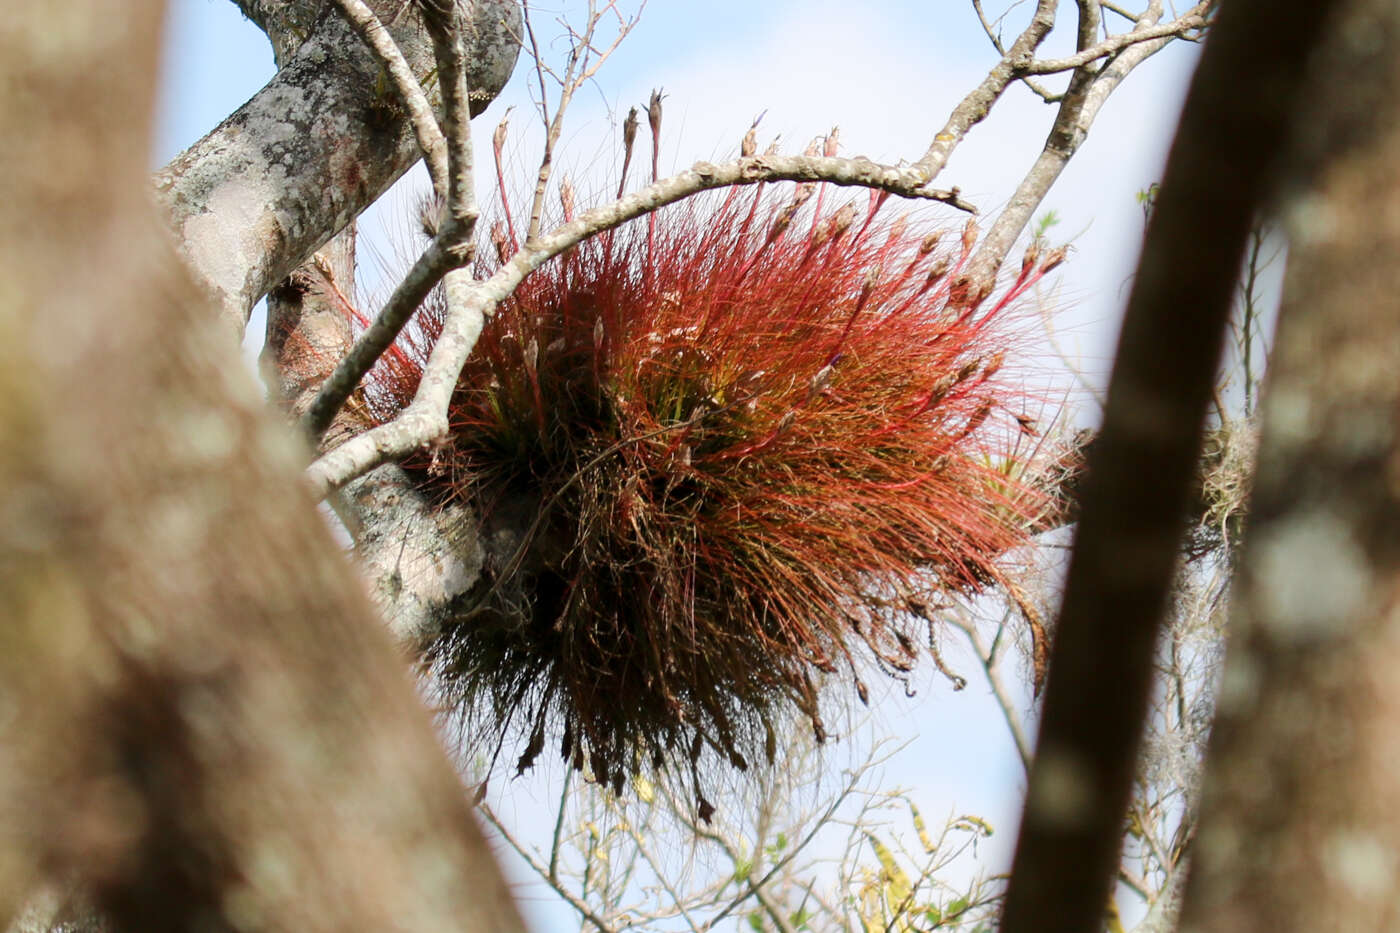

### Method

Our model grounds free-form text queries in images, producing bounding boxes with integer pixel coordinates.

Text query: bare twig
[331,0,449,197]
[549,772,571,885]
[620,822,704,933]
[1102,1,1143,21]
[479,803,618,933]
[1022,8,1209,74]
[948,610,1034,771]
[970,0,1060,102]
[521,0,645,243]
[667,797,798,933]
[961,1,1213,301]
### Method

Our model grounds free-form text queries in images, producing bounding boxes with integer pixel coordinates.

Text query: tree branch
[301,151,976,473]
[332,0,451,197]
[1022,10,1209,75]
[156,0,520,335]
[970,0,1061,102]
[998,1,1347,930]
[0,3,527,928]
[961,1,1213,299]
[1177,3,1400,926]
[913,0,1059,180]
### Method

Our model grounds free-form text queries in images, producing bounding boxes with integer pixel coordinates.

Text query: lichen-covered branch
[156,0,520,336]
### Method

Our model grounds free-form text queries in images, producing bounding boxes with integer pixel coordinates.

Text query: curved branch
[156,0,520,335]
[332,0,450,196]
[301,151,977,457]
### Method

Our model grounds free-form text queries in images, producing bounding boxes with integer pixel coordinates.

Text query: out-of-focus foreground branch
[1179,2,1400,927]
[999,0,1345,931]
[0,3,524,930]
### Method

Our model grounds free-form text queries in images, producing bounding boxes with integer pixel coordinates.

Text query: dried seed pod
[926,256,952,285]
[622,105,639,153]
[741,112,763,158]
[1041,245,1069,272]
[961,217,979,252]
[982,350,1006,380]
[492,111,510,161]
[1021,241,1041,277]
[830,202,856,238]
[647,88,665,139]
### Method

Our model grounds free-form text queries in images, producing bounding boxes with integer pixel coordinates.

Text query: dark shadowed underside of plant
[352,181,1062,803]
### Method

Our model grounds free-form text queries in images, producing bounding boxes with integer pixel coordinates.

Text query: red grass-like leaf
[359,183,1051,793]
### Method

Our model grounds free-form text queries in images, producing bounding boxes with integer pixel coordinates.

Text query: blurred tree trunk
[1179,2,1400,929]
[0,3,524,931]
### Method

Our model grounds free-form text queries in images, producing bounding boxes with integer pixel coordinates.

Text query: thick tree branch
[0,3,526,929]
[230,0,324,63]
[1178,3,1400,927]
[156,0,520,335]
[998,0,1346,930]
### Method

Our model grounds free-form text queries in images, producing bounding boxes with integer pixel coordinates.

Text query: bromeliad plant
[359,172,1061,804]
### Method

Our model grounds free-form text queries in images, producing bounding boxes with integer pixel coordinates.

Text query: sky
[157,2,1200,928]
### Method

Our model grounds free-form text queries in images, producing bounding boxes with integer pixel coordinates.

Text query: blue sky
[157,2,1199,928]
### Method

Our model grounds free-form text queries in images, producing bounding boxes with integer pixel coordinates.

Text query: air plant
[357,148,1061,807]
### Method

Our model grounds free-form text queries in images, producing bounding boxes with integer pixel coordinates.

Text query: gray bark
[259,242,489,645]
[236,1,503,648]
[230,0,325,64]
[155,0,520,335]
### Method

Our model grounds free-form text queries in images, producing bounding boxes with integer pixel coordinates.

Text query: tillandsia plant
[356,169,1062,807]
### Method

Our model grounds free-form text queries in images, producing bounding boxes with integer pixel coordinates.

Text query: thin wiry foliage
[358,180,1059,805]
